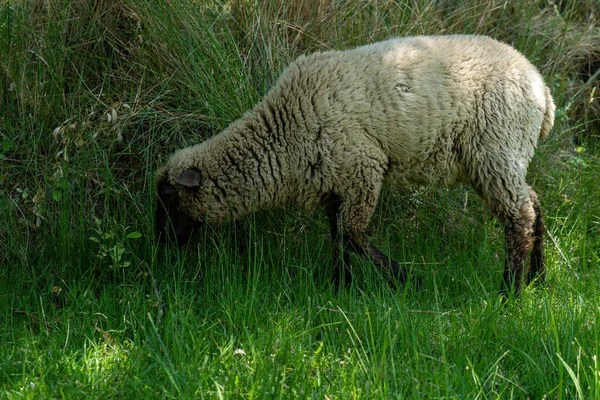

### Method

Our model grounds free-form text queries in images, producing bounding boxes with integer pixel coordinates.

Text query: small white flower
[233,348,246,356]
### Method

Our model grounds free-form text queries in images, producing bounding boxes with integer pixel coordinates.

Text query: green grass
[1,0,600,398]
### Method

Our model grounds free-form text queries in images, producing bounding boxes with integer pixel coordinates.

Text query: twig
[408,309,458,316]
[395,257,448,265]
[315,305,356,314]
[316,305,459,317]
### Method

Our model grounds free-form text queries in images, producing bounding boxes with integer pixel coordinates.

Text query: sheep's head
[155,168,203,246]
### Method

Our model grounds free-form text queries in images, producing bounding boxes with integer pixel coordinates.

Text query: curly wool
[157,34,554,293]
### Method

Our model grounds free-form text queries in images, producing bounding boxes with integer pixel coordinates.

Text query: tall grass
[1,0,599,397]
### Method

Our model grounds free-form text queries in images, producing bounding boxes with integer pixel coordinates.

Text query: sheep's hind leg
[496,191,537,297]
[526,188,546,285]
[470,146,540,297]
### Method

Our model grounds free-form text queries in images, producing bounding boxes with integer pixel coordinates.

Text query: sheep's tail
[539,85,555,141]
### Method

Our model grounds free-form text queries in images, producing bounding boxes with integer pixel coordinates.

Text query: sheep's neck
[207,107,297,220]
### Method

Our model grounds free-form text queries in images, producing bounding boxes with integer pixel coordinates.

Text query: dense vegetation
[1,0,599,398]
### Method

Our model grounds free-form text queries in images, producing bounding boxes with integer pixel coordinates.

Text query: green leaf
[52,190,62,201]
[557,353,583,400]
[126,231,142,240]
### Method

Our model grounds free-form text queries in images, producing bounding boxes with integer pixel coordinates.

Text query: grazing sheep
[156,34,554,295]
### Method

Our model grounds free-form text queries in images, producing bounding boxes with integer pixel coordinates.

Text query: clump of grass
[1,0,599,398]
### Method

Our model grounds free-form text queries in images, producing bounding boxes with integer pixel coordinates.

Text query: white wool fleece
[158,34,554,236]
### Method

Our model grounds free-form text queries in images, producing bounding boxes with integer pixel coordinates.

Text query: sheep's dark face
[155,171,201,246]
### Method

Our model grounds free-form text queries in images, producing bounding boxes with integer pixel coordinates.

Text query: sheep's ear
[174,168,202,188]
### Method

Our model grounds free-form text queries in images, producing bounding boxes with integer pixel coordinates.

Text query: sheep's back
[276,35,550,188]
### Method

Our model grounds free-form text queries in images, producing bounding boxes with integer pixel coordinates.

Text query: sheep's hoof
[389,262,423,291]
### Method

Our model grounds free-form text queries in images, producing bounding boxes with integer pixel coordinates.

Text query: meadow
[1,0,599,398]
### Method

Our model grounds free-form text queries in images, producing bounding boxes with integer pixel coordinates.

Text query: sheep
[155,34,555,295]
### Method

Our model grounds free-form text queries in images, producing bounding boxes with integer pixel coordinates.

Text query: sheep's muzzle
[155,180,199,246]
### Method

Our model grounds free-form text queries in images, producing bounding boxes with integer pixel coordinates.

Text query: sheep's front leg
[345,231,411,286]
[329,147,416,288]
[327,201,410,288]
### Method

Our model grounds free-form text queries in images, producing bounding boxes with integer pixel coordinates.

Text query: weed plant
[1,0,599,398]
